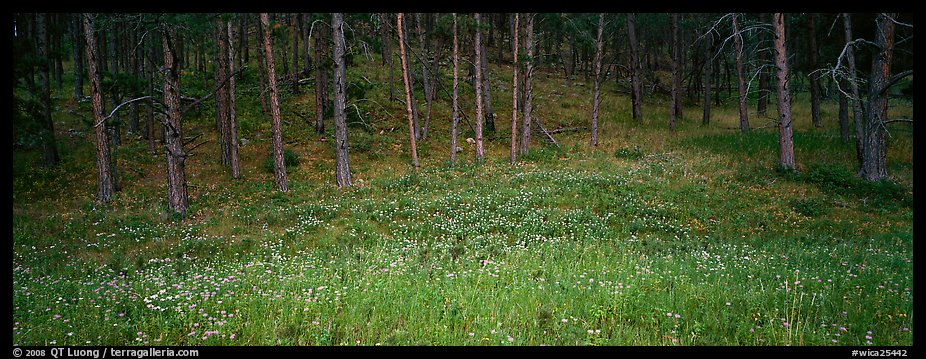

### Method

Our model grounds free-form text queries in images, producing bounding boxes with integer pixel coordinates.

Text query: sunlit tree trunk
[83,14,113,202]
[474,13,485,162]
[591,13,603,146]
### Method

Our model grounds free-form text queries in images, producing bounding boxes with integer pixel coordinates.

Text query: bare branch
[94,96,154,128]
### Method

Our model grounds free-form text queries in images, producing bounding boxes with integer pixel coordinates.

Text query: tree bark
[227,20,241,178]
[214,16,231,168]
[757,13,769,116]
[314,18,328,134]
[842,13,865,163]
[480,26,496,135]
[519,13,534,156]
[474,13,485,162]
[451,13,460,166]
[702,29,712,125]
[773,13,795,170]
[415,13,433,141]
[398,13,420,168]
[400,17,420,139]
[36,13,59,167]
[591,13,604,146]
[83,14,113,203]
[807,14,822,128]
[670,13,680,131]
[510,13,519,163]
[381,13,396,102]
[71,14,84,101]
[331,13,353,187]
[293,14,300,78]
[839,90,850,142]
[146,33,157,155]
[162,24,190,215]
[733,13,750,133]
[858,13,896,181]
[627,13,644,122]
[256,24,268,115]
[261,13,290,192]
[129,25,140,134]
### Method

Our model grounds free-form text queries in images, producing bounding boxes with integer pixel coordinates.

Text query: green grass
[12,50,913,346]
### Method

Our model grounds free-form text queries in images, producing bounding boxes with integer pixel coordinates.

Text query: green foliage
[263,148,301,173]
[614,145,644,160]
[790,198,828,217]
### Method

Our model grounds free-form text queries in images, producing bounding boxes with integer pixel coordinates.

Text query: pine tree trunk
[397,13,420,168]
[331,13,353,187]
[162,26,190,215]
[400,17,420,139]
[627,13,644,122]
[702,30,712,126]
[227,20,242,178]
[36,13,59,167]
[71,14,84,101]
[214,16,231,168]
[83,14,114,203]
[415,13,432,141]
[382,14,396,102]
[519,13,534,156]
[256,25,268,115]
[591,13,603,146]
[129,26,140,134]
[842,13,865,164]
[757,13,769,116]
[451,13,460,166]
[261,13,290,192]
[480,32,496,135]
[510,13,519,163]
[293,14,300,78]
[474,13,485,162]
[53,15,63,89]
[807,14,822,128]
[773,13,795,170]
[670,13,680,131]
[314,19,328,134]
[146,34,157,155]
[303,13,312,76]
[107,30,121,192]
[734,13,750,133]
[858,13,896,181]
[839,91,850,142]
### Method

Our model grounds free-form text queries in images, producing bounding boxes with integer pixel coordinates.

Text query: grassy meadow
[12,50,914,346]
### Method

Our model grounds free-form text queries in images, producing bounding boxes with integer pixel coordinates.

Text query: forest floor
[12,53,914,346]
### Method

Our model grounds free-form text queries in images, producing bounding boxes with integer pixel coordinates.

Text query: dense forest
[13,13,913,347]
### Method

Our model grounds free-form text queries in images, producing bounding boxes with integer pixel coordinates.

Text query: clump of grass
[263,148,301,173]
[614,145,644,160]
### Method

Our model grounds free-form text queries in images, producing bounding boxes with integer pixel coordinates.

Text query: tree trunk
[214,16,231,168]
[480,28,496,135]
[293,14,300,78]
[129,26,140,134]
[227,20,242,178]
[107,30,121,192]
[757,13,769,116]
[510,13,519,163]
[83,14,114,203]
[474,13,485,162]
[398,13,420,168]
[162,25,190,215]
[381,13,396,102]
[734,13,750,133]
[415,13,433,141]
[670,13,680,131]
[627,13,644,122]
[451,13,460,166]
[256,25,268,115]
[331,13,353,187]
[396,18,420,139]
[261,13,290,192]
[858,13,896,181]
[773,13,795,170]
[52,15,63,90]
[519,13,534,156]
[807,14,822,128]
[591,13,604,146]
[839,91,850,142]
[146,33,157,155]
[302,13,312,76]
[314,19,328,134]
[702,30,712,125]
[36,13,59,167]
[842,13,865,163]
[71,14,85,101]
